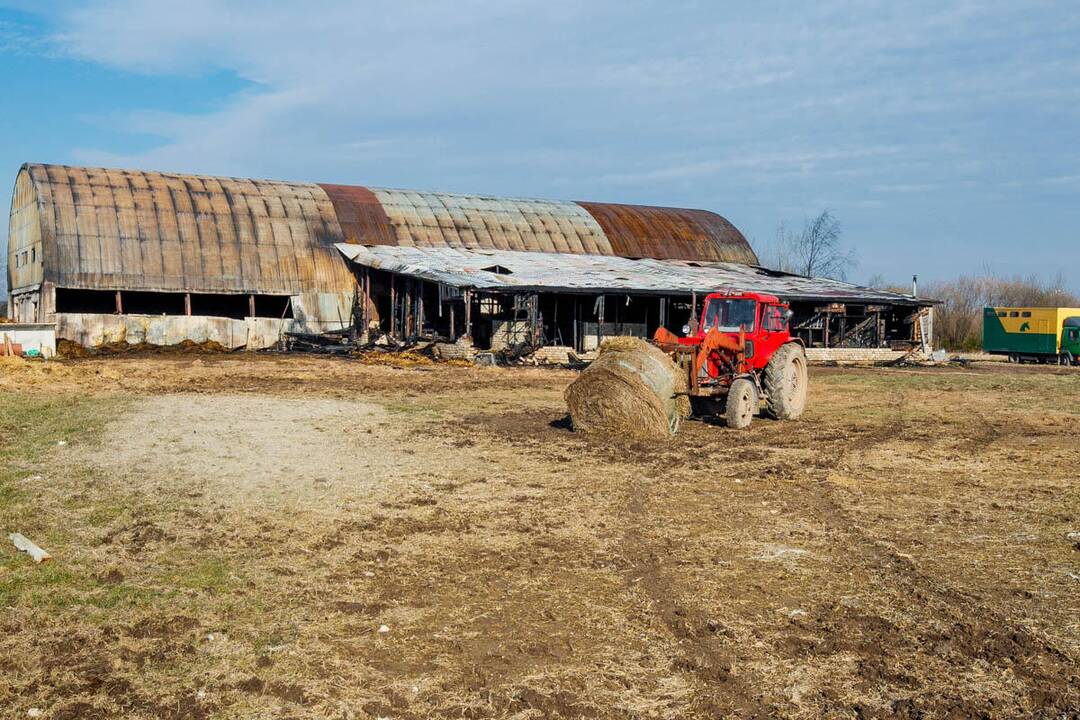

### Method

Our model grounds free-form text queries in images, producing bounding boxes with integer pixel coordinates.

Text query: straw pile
[564,337,691,440]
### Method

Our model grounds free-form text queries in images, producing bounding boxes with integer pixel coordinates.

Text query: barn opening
[54,288,294,319]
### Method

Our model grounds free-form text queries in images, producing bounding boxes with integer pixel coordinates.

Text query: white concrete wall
[55,313,295,350]
[805,348,913,364]
[0,323,57,358]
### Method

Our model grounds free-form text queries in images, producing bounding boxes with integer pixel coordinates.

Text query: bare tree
[770,210,856,281]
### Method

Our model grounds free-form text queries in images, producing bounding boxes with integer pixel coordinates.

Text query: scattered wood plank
[9,533,52,563]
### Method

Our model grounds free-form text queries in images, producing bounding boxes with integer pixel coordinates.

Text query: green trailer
[983,306,1080,365]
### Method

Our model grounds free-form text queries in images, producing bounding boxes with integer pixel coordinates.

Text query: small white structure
[1,323,57,358]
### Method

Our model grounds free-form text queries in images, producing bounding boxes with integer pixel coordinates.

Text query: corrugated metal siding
[22,164,356,296]
[342,187,617,256]
[7,168,44,291]
[576,202,758,264]
[318,183,757,263]
[318,184,398,246]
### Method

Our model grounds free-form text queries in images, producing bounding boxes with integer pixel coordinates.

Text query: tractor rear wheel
[763,342,808,420]
[725,377,757,429]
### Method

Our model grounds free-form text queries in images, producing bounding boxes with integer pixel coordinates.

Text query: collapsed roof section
[336,244,927,306]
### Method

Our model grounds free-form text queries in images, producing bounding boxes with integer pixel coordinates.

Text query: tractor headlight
[681,324,691,335]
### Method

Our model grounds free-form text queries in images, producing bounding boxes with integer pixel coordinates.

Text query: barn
[6,163,932,354]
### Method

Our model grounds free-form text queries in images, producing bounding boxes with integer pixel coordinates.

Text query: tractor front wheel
[763,343,809,420]
[725,378,757,429]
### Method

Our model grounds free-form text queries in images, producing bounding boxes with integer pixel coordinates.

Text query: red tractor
[653,290,808,429]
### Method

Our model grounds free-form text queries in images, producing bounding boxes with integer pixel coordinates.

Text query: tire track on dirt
[617,474,771,719]
[781,404,1080,714]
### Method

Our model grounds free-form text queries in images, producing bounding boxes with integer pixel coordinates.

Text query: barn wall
[9,162,764,347]
[7,169,44,295]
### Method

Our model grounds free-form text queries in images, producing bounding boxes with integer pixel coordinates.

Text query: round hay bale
[564,337,690,440]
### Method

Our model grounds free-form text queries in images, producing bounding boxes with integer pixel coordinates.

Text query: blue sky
[2,0,1079,297]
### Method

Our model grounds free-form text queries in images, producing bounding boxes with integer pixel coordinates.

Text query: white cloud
[5,0,1080,288]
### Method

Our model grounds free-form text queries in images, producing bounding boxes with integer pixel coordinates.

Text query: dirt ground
[0,353,1078,719]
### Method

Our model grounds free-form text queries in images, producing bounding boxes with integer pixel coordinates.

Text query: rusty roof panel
[19,164,356,296]
[317,183,398,246]
[320,183,755,263]
[576,201,758,264]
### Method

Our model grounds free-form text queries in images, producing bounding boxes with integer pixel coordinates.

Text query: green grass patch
[381,399,446,418]
[0,560,161,609]
[85,502,129,527]
[166,557,235,593]
[0,392,127,514]
[0,391,144,610]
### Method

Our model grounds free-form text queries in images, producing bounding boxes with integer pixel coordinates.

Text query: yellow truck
[983,307,1080,365]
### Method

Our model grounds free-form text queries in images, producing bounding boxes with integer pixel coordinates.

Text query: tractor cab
[684,291,795,372]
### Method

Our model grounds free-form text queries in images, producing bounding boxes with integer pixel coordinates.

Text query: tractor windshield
[702,298,756,332]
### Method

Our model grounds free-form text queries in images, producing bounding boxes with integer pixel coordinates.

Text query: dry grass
[0,355,1077,719]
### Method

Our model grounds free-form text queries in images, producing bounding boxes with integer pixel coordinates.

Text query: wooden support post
[390,275,397,338]
[407,280,413,337]
[597,295,605,347]
[184,293,192,316]
[410,281,416,338]
[362,268,371,336]
[552,297,559,346]
[248,294,256,318]
[450,303,456,342]
[529,294,538,346]
[418,281,425,337]
[114,290,123,315]
[573,297,579,352]
[464,290,473,340]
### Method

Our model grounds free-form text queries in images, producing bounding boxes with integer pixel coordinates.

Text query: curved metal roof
[320,183,756,263]
[321,184,614,255]
[576,201,756,263]
[10,163,757,296]
[14,164,354,295]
